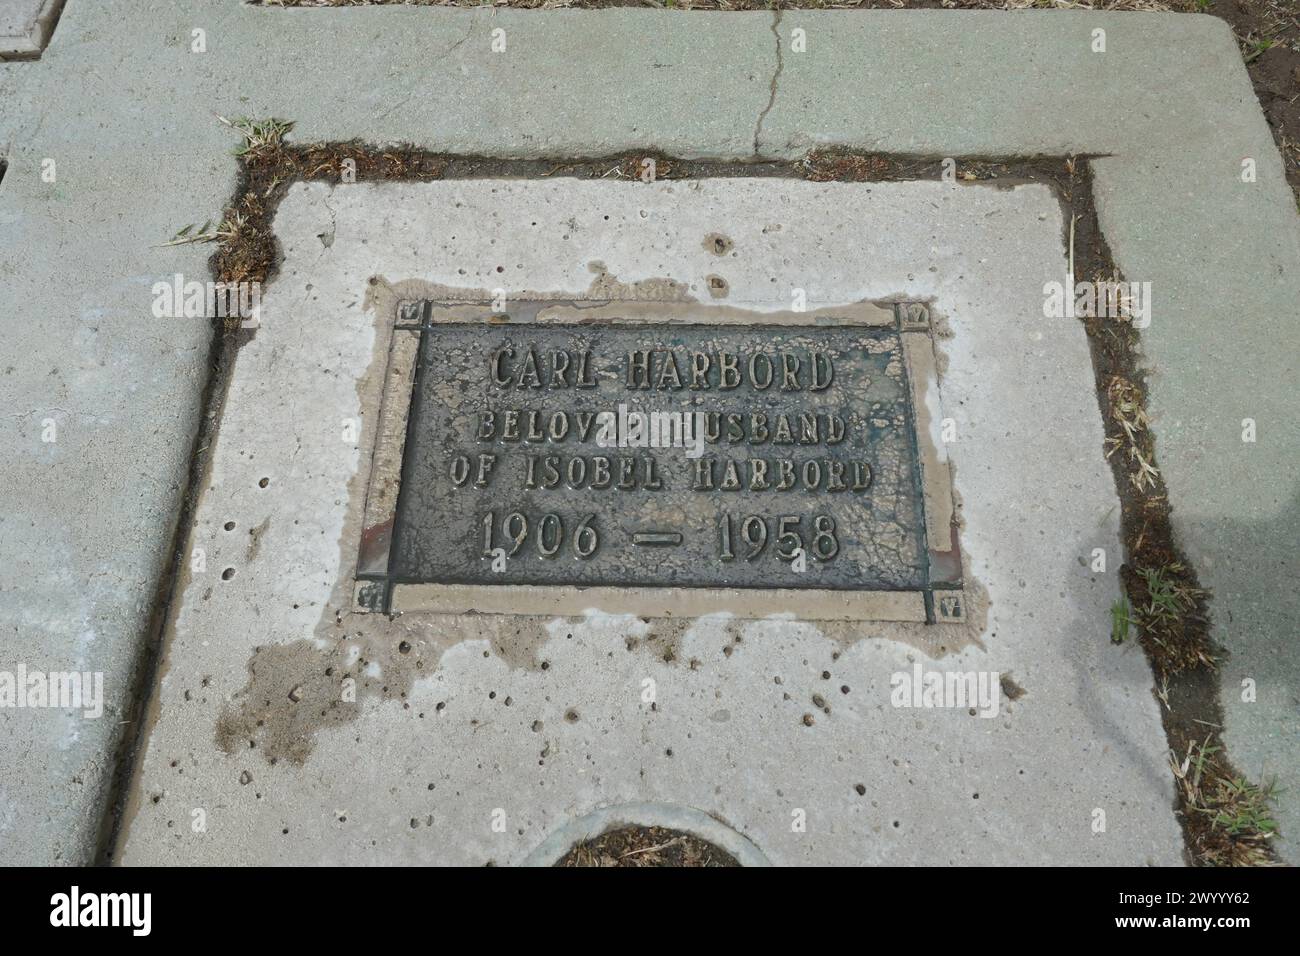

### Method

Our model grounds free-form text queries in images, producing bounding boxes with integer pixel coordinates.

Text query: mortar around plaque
[353,299,963,624]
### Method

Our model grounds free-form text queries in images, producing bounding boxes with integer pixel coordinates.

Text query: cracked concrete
[752,8,784,155]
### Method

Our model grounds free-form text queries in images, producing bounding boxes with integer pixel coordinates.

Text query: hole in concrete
[221,568,236,581]
[524,803,769,867]
[704,232,734,256]
[223,521,235,531]
[554,825,739,868]
[0,159,6,186]
[257,477,269,488]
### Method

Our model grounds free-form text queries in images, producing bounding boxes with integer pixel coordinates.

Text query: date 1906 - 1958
[480,510,839,564]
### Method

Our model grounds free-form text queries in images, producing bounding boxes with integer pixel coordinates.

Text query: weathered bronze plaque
[356,301,962,622]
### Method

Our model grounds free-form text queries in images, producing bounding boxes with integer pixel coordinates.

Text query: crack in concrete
[378,18,477,121]
[752,8,784,157]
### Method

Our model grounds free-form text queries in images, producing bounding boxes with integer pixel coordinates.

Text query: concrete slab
[119,178,1183,865]
[0,0,63,59]
[0,4,1294,865]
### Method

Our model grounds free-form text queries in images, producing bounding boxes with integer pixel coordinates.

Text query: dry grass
[1171,736,1279,866]
[188,119,453,321]
[218,116,296,158]
[1103,376,1160,494]
[1099,365,1216,675]
[1130,563,1213,670]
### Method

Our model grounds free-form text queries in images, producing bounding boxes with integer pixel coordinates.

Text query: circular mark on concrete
[521,802,770,867]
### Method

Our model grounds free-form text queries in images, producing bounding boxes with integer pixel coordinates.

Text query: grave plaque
[357,301,962,622]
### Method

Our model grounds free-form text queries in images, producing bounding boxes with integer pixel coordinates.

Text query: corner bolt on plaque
[354,300,963,624]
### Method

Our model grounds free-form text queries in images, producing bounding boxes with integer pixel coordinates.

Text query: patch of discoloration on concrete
[585,261,692,302]
[245,517,271,564]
